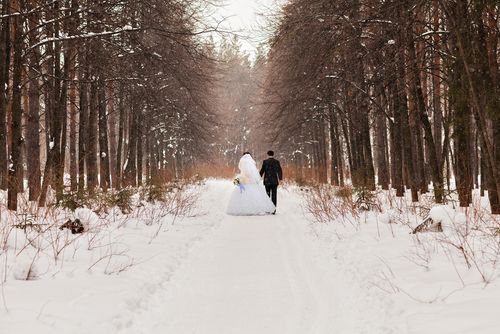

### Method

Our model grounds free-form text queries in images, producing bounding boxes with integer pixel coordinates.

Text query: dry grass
[302,184,359,227]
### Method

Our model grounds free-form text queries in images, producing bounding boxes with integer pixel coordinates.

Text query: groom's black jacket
[260,158,283,186]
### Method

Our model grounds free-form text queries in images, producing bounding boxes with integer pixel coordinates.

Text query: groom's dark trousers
[265,185,278,206]
[260,157,283,207]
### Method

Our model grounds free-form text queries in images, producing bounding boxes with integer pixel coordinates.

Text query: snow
[428,205,464,230]
[0,180,499,333]
[73,207,99,231]
[12,251,40,281]
[419,30,450,38]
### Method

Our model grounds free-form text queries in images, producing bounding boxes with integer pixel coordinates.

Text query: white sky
[206,0,287,59]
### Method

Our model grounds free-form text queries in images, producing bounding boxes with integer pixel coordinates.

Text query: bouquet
[233,176,245,193]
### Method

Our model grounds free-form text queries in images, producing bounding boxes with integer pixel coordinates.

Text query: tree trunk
[432,0,443,167]
[391,79,405,197]
[7,0,24,211]
[124,102,138,187]
[78,86,87,192]
[0,0,10,190]
[317,119,328,183]
[137,108,143,186]
[69,76,77,192]
[87,80,98,191]
[26,4,41,201]
[39,45,70,205]
[107,82,118,188]
[67,0,78,192]
[329,109,342,186]
[375,108,389,190]
[449,36,473,207]
[116,87,126,189]
[98,76,110,190]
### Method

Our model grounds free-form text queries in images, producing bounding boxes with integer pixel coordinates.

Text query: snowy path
[3,180,499,333]
[118,183,340,334]
[114,181,397,334]
[1,180,398,334]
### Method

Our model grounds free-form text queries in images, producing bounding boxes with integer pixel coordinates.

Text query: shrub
[107,188,134,213]
[143,184,166,202]
[294,177,310,188]
[354,187,380,212]
[335,186,353,199]
[303,184,358,226]
[56,191,90,211]
[188,174,204,185]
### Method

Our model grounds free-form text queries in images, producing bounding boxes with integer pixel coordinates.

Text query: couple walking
[226,151,283,216]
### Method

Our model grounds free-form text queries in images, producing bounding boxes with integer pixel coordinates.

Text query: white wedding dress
[226,154,276,216]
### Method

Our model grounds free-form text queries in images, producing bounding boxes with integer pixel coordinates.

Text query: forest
[0,0,219,212]
[1,0,500,215]
[1,2,499,332]
[254,0,500,214]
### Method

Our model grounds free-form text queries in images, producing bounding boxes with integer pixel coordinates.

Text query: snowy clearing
[1,180,499,334]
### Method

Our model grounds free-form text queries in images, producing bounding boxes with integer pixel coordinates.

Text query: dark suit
[259,158,283,207]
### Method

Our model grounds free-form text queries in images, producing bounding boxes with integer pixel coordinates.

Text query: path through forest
[6,180,496,333]
[115,181,396,334]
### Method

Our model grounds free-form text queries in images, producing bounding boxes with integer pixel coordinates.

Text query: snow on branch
[359,19,394,25]
[29,26,140,51]
[418,30,450,38]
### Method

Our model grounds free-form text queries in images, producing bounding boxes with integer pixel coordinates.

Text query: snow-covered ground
[1,180,499,333]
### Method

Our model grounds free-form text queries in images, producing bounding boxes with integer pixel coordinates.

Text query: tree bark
[116,86,126,189]
[78,70,88,192]
[87,80,98,191]
[7,0,24,210]
[124,102,138,187]
[26,3,41,201]
[375,107,389,190]
[69,76,77,192]
[391,76,405,197]
[0,0,10,190]
[98,76,110,190]
[107,82,118,188]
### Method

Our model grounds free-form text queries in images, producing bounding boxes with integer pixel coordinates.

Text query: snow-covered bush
[303,185,359,226]
[0,181,203,284]
[73,208,100,231]
[302,184,500,287]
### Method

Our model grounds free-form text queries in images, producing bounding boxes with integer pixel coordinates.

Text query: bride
[226,152,276,216]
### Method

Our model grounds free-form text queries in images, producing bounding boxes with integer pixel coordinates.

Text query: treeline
[0,0,217,211]
[260,0,500,213]
[214,38,264,168]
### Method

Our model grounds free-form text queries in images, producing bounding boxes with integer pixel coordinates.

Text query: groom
[260,150,283,213]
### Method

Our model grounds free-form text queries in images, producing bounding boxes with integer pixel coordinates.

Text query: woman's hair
[243,151,251,156]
